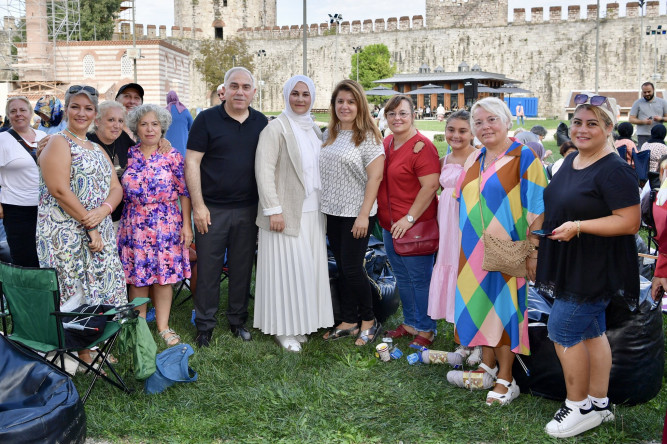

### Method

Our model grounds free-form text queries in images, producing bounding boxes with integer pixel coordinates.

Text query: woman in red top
[377,95,440,347]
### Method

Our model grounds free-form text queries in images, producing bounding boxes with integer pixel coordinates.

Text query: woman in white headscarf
[253,75,334,352]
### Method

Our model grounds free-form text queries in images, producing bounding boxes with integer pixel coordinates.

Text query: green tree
[193,38,255,91]
[80,0,123,41]
[349,43,396,90]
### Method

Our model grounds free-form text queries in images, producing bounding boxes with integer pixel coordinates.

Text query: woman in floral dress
[117,104,192,346]
[38,85,126,364]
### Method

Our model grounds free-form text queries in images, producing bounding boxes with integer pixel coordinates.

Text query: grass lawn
[76,282,666,443]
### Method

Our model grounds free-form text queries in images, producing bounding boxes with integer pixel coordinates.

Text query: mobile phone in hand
[531,229,552,237]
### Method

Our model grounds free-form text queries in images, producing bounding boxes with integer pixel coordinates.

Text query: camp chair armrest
[103,297,150,316]
[53,311,111,317]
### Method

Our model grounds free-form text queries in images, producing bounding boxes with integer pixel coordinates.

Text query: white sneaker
[447,363,498,390]
[274,335,302,352]
[594,404,615,422]
[453,345,472,359]
[466,346,483,366]
[545,402,603,438]
[294,334,308,343]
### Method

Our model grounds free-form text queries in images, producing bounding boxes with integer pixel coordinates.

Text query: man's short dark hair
[642,81,655,90]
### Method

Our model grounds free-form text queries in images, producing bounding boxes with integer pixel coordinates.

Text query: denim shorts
[547,298,609,348]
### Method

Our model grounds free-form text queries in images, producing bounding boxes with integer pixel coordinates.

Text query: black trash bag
[635,234,654,281]
[605,292,664,405]
[61,304,114,349]
[514,281,664,406]
[328,235,399,324]
[556,122,570,146]
[0,335,87,443]
[513,324,566,401]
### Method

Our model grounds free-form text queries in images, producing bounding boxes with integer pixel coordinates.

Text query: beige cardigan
[255,113,322,236]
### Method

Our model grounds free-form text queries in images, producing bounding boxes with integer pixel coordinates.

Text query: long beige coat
[255,113,322,236]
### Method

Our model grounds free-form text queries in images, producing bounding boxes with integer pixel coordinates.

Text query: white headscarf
[281,75,321,197]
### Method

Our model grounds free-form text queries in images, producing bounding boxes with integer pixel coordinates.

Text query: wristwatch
[406,214,415,224]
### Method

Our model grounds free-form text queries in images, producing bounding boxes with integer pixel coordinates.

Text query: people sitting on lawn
[640,123,667,172]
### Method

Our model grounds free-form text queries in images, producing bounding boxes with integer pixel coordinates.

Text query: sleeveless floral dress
[36,132,127,309]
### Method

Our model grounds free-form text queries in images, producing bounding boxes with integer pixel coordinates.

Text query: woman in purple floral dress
[118,104,192,346]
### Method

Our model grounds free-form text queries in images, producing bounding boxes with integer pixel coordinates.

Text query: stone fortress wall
[142,1,667,116]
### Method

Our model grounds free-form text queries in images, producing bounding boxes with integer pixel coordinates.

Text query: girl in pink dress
[428,110,476,322]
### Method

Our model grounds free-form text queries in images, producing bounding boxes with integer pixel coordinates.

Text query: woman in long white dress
[253,75,334,352]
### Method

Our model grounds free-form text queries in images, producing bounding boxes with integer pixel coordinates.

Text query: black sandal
[356,319,382,346]
[324,323,359,341]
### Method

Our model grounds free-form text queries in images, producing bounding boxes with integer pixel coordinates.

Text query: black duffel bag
[0,335,87,443]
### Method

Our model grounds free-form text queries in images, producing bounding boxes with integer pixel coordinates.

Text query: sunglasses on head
[574,94,607,106]
[68,85,98,96]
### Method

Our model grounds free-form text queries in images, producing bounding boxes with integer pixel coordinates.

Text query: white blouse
[320,130,383,218]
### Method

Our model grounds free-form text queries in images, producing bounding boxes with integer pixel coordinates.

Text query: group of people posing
[1,83,194,357]
[0,67,646,439]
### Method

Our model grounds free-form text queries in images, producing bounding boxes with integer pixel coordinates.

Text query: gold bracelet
[575,220,581,238]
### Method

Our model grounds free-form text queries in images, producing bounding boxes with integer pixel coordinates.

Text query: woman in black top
[87,101,134,222]
[536,97,640,438]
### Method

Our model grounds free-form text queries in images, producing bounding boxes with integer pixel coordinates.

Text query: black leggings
[2,204,39,267]
[327,214,375,324]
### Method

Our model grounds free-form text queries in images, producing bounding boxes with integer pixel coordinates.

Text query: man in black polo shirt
[185,67,268,347]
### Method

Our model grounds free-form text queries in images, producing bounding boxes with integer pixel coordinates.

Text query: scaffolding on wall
[0,0,81,96]
[115,0,134,40]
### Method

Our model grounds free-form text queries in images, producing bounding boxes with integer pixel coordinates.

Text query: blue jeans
[383,229,437,332]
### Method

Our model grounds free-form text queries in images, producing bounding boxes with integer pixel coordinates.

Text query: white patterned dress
[37,133,127,309]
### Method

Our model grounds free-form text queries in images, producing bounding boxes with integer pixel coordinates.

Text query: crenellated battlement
[112,22,206,40]
[512,1,662,23]
[231,2,664,41]
[234,15,425,40]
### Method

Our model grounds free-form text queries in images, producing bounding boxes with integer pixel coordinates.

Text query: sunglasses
[68,85,98,96]
[574,94,607,106]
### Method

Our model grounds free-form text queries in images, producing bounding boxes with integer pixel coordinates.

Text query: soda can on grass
[390,346,403,360]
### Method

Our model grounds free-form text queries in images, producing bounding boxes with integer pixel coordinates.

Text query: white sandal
[447,363,498,390]
[159,328,181,346]
[486,378,520,406]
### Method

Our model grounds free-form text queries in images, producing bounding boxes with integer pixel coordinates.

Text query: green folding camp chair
[0,261,148,403]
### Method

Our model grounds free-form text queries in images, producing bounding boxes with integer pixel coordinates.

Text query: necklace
[574,146,608,170]
[483,139,511,170]
[96,136,116,160]
[65,128,88,143]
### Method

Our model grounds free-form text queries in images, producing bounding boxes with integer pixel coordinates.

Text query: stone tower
[174,0,277,39]
[425,0,508,28]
